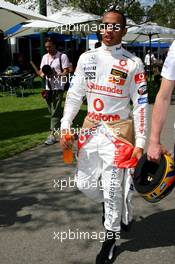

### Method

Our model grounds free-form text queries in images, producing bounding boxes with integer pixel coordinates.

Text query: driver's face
[101,12,127,46]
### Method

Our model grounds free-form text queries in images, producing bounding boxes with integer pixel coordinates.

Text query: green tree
[126,1,145,23]
[6,0,21,3]
[67,0,145,22]
[52,0,145,23]
[147,0,175,28]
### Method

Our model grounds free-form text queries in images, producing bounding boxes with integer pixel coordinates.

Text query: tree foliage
[126,1,145,23]
[6,0,21,3]
[147,0,175,28]
[67,0,145,23]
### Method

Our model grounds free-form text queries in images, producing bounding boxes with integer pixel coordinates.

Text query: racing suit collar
[101,43,122,54]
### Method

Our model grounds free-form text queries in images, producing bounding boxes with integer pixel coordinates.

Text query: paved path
[0,105,175,264]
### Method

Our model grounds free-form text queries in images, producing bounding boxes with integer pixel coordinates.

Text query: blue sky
[139,0,155,7]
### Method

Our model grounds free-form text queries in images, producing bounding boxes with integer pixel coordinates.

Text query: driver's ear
[122,28,127,37]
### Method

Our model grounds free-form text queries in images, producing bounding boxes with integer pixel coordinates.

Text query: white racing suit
[61,43,148,232]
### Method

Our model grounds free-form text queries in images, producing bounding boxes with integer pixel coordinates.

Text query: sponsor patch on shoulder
[135,72,146,84]
[138,85,148,95]
[138,97,148,104]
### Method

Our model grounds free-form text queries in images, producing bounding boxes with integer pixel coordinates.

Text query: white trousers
[76,127,135,232]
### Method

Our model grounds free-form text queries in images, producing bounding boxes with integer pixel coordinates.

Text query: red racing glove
[113,139,141,168]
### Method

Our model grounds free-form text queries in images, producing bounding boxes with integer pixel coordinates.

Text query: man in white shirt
[40,37,70,145]
[144,50,157,65]
[147,41,175,161]
[144,49,157,75]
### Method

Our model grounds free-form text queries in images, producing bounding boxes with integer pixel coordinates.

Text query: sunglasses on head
[100,23,123,31]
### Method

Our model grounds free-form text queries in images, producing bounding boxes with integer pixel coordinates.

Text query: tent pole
[39,0,47,57]
[39,0,47,88]
[149,33,152,84]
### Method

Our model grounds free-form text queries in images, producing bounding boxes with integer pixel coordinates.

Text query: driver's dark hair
[103,9,126,29]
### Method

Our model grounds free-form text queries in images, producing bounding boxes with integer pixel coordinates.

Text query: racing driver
[60,9,148,264]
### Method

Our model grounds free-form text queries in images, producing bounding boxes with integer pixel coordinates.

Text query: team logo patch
[85,71,96,79]
[93,98,104,111]
[88,55,97,64]
[139,107,145,133]
[88,82,123,95]
[111,69,128,79]
[138,97,148,104]
[108,76,125,85]
[112,64,128,72]
[138,85,148,95]
[135,72,146,84]
[119,59,127,67]
[83,65,96,71]
[88,112,120,122]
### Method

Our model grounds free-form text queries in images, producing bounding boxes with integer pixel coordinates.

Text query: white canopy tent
[6,7,136,38]
[0,0,60,32]
[4,20,60,38]
[128,22,175,35]
[4,7,101,38]
[22,7,101,36]
[125,22,175,42]
[143,37,175,43]
[126,22,175,80]
[49,6,100,25]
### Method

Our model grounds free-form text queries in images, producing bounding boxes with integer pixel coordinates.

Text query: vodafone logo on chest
[93,98,104,111]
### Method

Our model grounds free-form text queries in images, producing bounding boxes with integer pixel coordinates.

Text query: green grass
[0,86,87,160]
[0,88,49,159]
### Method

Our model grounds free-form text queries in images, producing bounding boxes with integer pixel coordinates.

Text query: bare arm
[150,78,174,143]
[59,67,69,76]
[30,61,44,77]
[147,78,174,160]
